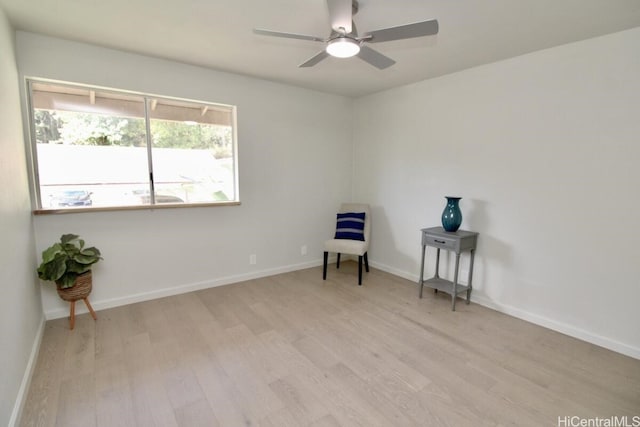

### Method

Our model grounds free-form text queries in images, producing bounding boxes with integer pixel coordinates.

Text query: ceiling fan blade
[253,28,324,42]
[363,19,439,43]
[357,45,395,70]
[299,50,330,68]
[327,0,352,34]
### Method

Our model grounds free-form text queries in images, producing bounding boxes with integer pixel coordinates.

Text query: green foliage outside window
[34,110,233,158]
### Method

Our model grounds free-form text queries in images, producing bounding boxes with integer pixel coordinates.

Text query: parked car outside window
[50,190,93,207]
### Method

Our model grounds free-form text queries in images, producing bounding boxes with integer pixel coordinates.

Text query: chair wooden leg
[358,255,363,286]
[336,253,341,269]
[83,297,97,320]
[323,251,328,280]
[69,300,76,330]
[364,252,369,272]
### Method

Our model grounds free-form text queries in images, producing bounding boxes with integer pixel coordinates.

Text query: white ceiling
[2,0,640,97]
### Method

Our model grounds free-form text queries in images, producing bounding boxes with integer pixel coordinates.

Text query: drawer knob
[435,239,446,244]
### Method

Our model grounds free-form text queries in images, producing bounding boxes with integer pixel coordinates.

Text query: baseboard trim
[42,257,640,360]
[370,260,640,360]
[470,294,640,360]
[370,260,419,283]
[44,259,328,320]
[9,315,46,427]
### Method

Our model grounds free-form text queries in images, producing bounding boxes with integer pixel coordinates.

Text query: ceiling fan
[253,0,439,69]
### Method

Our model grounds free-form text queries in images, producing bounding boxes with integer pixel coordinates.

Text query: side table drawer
[423,234,457,251]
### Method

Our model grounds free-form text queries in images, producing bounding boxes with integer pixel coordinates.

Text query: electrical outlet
[249,254,257,265]
[301,245,307,256]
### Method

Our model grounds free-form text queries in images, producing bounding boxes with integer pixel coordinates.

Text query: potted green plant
[37,233,102,289]
[37,234,102,329]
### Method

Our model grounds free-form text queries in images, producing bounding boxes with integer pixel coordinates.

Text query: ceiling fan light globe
[326,38,360,58]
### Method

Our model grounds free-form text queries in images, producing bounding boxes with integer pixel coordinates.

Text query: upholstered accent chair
[323,203,371,285]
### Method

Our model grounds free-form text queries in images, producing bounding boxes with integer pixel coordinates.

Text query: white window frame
[26,78,240,214]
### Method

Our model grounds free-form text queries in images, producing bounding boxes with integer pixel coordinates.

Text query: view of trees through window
[29,80,237,210]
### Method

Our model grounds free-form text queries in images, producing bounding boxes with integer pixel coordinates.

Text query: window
[27,79,238,212]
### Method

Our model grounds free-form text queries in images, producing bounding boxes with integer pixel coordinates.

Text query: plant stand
[56,271,98,330]
[66,298,97,330]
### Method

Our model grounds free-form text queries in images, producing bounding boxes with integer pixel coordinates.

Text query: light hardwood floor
[20,264,640,426]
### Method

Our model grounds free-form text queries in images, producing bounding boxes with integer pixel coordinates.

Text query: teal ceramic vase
[441,196,462,232]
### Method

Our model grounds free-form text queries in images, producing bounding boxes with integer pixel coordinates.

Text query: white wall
[0,11,44,427]
[16,32,353,318]
[353,28,640,358]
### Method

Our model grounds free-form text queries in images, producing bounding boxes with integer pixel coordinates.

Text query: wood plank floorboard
[19,263,640,426]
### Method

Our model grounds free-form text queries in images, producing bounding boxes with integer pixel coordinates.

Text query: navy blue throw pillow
[334,212,365,241]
